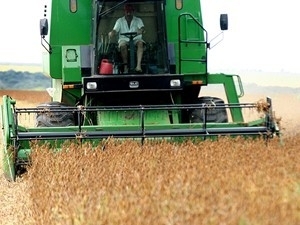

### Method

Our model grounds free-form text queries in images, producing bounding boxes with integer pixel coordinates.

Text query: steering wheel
[120,32,138,39]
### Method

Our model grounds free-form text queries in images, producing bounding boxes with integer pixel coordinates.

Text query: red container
[99,59,113,74]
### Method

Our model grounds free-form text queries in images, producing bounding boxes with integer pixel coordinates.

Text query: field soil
[0,89,300,224]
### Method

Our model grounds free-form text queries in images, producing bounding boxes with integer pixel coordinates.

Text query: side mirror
[40,18,51,53]
[220,14,228,31]
[40,18,48,36]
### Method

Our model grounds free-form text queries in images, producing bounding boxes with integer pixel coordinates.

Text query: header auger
[1,0,280,181]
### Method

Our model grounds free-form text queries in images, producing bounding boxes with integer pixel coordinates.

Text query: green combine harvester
[1,0,279,181]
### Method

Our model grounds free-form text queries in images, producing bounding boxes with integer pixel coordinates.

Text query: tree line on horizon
[0,70,51,90]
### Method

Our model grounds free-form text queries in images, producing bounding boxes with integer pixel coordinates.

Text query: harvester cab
[1,0,280,181]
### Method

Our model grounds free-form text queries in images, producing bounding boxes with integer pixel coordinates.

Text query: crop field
[0,90,300,225]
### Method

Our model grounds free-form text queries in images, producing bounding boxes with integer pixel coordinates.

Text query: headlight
[170,79,181,87]
[86,82,97,89]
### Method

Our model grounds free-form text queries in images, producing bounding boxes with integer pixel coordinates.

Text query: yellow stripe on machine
[63,84,75,89]
[192,80,203,85]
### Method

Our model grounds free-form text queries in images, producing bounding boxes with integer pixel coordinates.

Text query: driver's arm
[108,30,117,39]
[137,26,145,35]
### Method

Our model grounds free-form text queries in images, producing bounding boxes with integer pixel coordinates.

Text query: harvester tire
[36,102,75,127]
[190,96,228,123]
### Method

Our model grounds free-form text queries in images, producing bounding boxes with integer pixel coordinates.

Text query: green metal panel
[165,0,206,74]
[1,96,16,181]
[49,46,62,79]
[97,110,171,126]
[62,46,82,83]
[62,67,81,83]
[48,0,92,79]
[165,1,203,42]
[50,0,92,45]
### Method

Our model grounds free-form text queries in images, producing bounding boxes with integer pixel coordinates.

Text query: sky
[0,0,300,75]
[0,1,44,64]
[201,0,300,74]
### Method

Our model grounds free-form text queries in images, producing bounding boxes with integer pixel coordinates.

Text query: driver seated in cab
[108,4,145,73]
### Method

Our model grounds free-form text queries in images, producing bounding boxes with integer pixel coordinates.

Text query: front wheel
[36,102,75,127]
[190,96,228,123]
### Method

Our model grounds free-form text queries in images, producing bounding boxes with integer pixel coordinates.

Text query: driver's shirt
[113,16,144,43]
